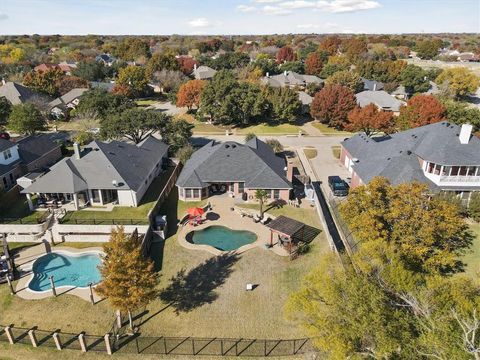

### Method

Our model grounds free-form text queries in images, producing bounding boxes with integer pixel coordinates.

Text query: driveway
[149,101,187,116]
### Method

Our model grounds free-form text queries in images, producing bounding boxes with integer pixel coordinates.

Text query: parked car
[328,176,349,197]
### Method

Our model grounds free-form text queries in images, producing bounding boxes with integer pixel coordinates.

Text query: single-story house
[355,90,405,114]
[0,135,63,191]
[191,65,217,80]
[0,81,46,105]
[58,61,77,75]
[298,91,312,114]
[176,137,293,202]
[340,122,480,203]
[96,54,116,67]
[22,136,169,210]
[362,78,384,91]
[48,88,89,118]
[261,71,323,89]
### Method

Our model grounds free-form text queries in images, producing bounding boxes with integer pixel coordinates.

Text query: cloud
[0,12,8,21]
[279,1,316,9]
[262,5,293,15]
[316,0,381,13]
[188,17,211,28]
[253,0,282,3]
[236,4,257,12]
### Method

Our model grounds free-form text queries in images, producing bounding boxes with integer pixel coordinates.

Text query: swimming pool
[28,251,102,292]
[187,226,257,251]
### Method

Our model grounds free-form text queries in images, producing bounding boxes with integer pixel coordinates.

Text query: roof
[298,91,312,105]
[23,136,169,194]
[267,215,320,243]
[0,138,15,152]
[261,71,323,88]
[362,78,384,91]
[192,66,217,80]
[176,137,291,189]
[49,88,88,109]
[355,90,404,112]
[341,122,480,188]
[0,82,41,105]
[17,134,62,165]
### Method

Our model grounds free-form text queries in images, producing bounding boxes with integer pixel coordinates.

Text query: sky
[0,0,478,35]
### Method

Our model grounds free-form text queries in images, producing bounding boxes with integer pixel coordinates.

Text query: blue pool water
[29,252,102,292]
[189,226,257,251]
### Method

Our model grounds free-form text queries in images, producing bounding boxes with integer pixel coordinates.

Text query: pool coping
[15,247,105,302]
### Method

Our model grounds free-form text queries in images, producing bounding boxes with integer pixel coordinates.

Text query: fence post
[116,310,122,328]
[89,283,95,305]
[192,338,195,355]
[264,339,267,357]
[49,276,57,297]
[53,332,62,350]
[4,326,14,344]
[163,337,167,354]
[104,334,112,355]
[78,333,87,352]
[28,329,38,348]
[6,275,15,295]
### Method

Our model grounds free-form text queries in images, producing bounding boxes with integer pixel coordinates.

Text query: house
[340,122,480,203]
[48,88,89,119]
[95,54,116,67]
[298,91,312,114]
[34,63,60,73]
[22,136,169,210]
[0,135,63,191]
[392,85,409,100]
[191,65,217,80]
[261,71,323,89]
[58,61,77,75]
[0,81,44,105]
[355,90,404,114]
[362,78,384,91]
[176,138,293,202]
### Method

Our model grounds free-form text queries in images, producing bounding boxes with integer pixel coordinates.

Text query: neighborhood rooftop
[355,90,404,112]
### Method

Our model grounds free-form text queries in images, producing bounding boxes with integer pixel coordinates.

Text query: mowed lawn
[463,224,480,278]
[311,121,354,136]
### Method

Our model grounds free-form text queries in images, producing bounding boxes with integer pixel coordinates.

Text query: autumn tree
[152,70,187,93]
[96,227,158,331]
[397,94,446,129]
[346,104,395,136]
[436,67,480,99]
[265,138,283,153]
[7,103,46,135]
[304,52,323,76]
[115,37,151,62]
[310,84,357,129]
[415,39,442,59]
[325,70,363,93]
[177,56,198,75]
[175,143,195,164]
[276,46,296,64]
[176,79,205,110]
[55,76,89,95]
[318,35,342,56]
[145,51,180,79]
[23,68,63,96]
[342,37,368,61]
[116,65,149,97]
[0,97,12,127]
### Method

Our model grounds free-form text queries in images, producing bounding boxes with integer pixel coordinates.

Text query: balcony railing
[439,175,480,183]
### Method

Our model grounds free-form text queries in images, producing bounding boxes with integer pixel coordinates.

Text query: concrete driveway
[149,101,186,116]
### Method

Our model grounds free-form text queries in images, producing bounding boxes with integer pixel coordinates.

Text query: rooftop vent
[232,144,236,148]
[407,150,412,155]
[225,144,230,149]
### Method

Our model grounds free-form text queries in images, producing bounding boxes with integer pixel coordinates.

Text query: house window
[201,187,208,198]
[467,166,476,176]
[3,149,11,160]
[427,162,435,173]
[459,166,468,176]
[451,166,460,176]
[2,177,7,188]
[179,188,185,198]
[185,189,192,199]
[9,173,14,184]
[434,164,441,175]
[238,183,244,193]
[273,189,280,199]
[442,166,450,176]
[193,189,200,198]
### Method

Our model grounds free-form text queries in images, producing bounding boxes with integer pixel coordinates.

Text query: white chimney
[459,124,473,144]
[73,142,81,159]
[1,78,5,86]
[373,83,377,91]
[266,72,269,77]
[193,63,197,71]
[284,70,287,76]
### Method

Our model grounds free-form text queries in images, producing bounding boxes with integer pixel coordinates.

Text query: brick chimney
[286,157,294,182]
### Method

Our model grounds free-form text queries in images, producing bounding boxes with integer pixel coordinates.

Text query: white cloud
[253,0,282,3]
[0,12,8,21]
[297,23,321,29]
[188,17,211,28]
[262,5,292,15]
[237,4,257,12]
[279,1,316,9]
[315,0,381,13]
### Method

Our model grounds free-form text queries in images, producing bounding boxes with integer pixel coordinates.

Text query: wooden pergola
[266,216,320,259]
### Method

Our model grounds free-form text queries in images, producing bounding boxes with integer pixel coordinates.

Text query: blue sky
[0,0,478,35]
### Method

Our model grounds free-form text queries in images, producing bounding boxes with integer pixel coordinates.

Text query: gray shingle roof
[261,71,323,88]
[0,82,41,105]
[23,136,169,194]
[362,78,384,91]
[355,90,404,112]
[49,88,89,109]
[0,138,14,152]
[176,138,291,189]
[342,122,480,188]
[192,66,217,80]
[17,134,61,165]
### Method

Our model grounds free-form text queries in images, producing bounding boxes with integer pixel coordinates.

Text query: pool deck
[14,244,104,302]
[178,196,290,257]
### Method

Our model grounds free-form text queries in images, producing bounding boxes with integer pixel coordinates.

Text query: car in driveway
[328,176,349,197]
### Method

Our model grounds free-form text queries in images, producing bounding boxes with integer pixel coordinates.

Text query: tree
[175,143,195,164]
[72,61,106,81]
[346,104,395,136]
[254,189,269,219]
[265,138,283,153]
[397,94,446,129]
[75,89,134,120]
[278,61,304,74]
[198,70,237,124]
[152,70,187,93]
[0,97,12,127]
[318,35,342,56]
[161,119,194,153]
[176,79,205,110]
[56,76,89,95]
[115,38,151,62]
[416,39,441,59]
[436,68,480,99]
[267,87,301,123]
[177,56,198,75]
[325,70,363,93]
[310,84,357,129]
[73,131,94,145]
[96,227,158,331]
[116,65,149,97]
[244,133,256,142]
[399,64,430,94]
[146,51,180,79]
[304,52,323,76]
[101,108,170,144]
[468,192,480,222]
[23,68,63,96]
[319,63,348,79]
[342,37,367,61]
[443,100,480,130]
[7,103,46,135]
[276,46,295,64]
[208,52,250,70]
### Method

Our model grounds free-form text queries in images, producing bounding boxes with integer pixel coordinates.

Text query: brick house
[340,122,480,203]
[176,138,293,202]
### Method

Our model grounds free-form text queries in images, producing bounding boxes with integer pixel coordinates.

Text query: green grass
[60,167,175,224]
[178,113,226,134]
[136,99,160,106]
[331,145,341,159]
[0,195,48,224]
[237,123,302,135]
[311,122,353,136]
[304,147,318,159]
[463,224,480,278]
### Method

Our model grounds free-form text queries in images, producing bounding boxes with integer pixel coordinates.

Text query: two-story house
[340,122,480,203]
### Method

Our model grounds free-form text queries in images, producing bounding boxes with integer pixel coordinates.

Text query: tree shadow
[159,253,239,314]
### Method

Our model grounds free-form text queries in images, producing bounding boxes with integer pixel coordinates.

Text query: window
[273,189,280,199]
[3,149,11,160]
[442,166,450,176]
[193,189,200,198]
[451,166,460,176]
[434,164,441,175]
[9,173,14,184]
[427,162,435,173]
[201,187,207,198]
[2,177,7,188]
[459,166,468,176]
[185,189,192,199]
[238,182,244,193]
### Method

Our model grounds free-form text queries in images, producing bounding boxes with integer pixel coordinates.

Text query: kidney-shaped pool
[187,226,257,251]
[28,251,102,292]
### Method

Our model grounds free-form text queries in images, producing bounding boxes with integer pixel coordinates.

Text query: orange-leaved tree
[310,84,357,129]
[346,104,395,136]
[305,52,323,76]
[276,46,296,64]
[397,94,445,130]
[176,79,205,110]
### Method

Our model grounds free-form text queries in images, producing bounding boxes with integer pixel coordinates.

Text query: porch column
[73,193,79,210]
[98,190,104,205]
[26,193,34,211]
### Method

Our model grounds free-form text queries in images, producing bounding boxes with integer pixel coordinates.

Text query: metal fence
[59,218,150,225]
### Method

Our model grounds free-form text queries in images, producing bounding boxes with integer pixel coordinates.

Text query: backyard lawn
[462,224,480,278]
[0,194,47,224]
[311,122,353,136]
[237,123,302,135]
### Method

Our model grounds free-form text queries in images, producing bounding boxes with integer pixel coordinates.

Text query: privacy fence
[0,324,314,357]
